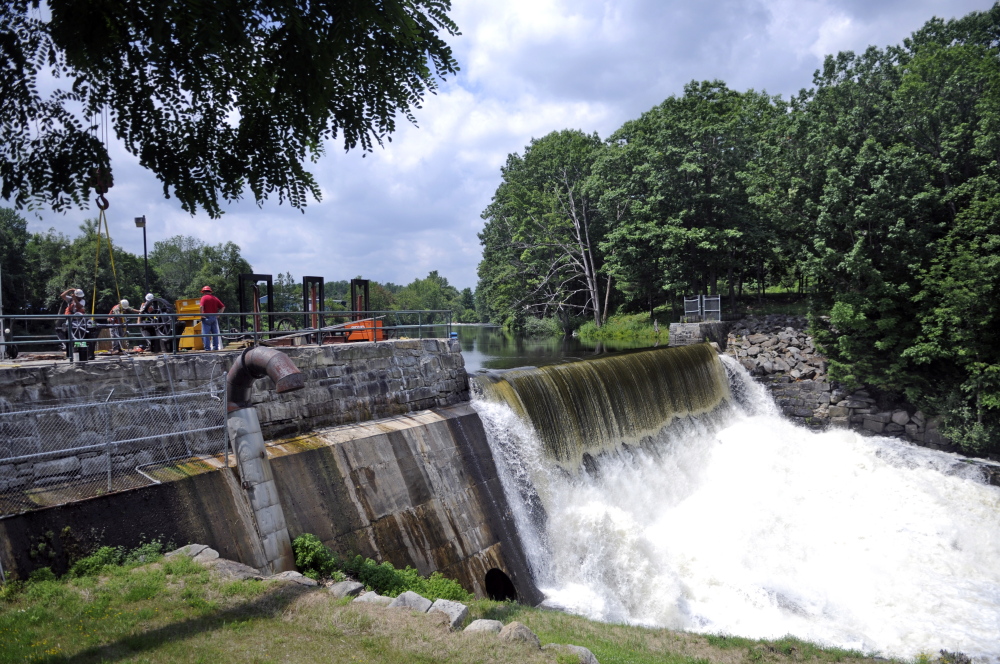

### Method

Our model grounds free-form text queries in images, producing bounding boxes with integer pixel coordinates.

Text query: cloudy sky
[24,0,994,292]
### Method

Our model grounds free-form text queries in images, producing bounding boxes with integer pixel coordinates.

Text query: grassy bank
[578,313,665,342]
[1,552,902,664]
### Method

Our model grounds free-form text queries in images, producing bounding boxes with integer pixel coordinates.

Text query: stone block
[827,406,848,418]
[830,416,849,428]
[885,423,905,434]
[34,456,81,478]
[329,581,365,599]
[863,418,886,433]
[80,454,110,476]
[866,412,892,423]
[499,621,540,649]
[354,591,393,606]
[429,598,469,630]
[904,423,921,438]
[464,619,503,634]
[911,410,926,426]
[891,410,910,426]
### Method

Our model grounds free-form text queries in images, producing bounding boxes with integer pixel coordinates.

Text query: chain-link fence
[0,375,227,516]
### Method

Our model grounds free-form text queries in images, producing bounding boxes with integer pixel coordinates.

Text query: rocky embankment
[725,315,954,452]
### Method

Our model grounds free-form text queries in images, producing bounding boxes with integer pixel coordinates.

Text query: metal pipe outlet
[227,346,304,412]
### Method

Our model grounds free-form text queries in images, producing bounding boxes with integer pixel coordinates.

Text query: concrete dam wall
[0,339,538,602]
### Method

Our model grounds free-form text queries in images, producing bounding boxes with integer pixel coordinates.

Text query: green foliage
[291,533,472,602]
[149,235,253,305]
[519,316,564,338]
[68,546,125,578]
[1,0,460,217]
[578,313,663,341]
[478,130,609,328]
[27,567,56,583]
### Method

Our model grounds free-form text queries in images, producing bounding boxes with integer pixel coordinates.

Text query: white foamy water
[473,359,1000,659]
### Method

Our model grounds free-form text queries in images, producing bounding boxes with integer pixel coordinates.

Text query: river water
[472,354,1000,659]
[450,324,656,373]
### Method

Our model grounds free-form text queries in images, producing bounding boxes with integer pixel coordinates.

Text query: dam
[1,339,999,658]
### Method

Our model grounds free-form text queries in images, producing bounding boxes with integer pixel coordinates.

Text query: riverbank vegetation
[1,542,900,664]
[476,4,1000,454]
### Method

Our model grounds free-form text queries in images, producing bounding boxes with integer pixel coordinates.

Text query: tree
[800,4,1000,453]
[593,82,786,314]
[478,130,607,328]
[0,208,29,314]
[149,235,252,306]
[1,0,459,217]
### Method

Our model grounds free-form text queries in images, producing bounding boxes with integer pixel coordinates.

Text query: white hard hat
[120,299,129,308]
[74,289,84,298]
[145,293,154,301]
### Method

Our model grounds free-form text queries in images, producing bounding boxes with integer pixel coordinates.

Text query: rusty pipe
[227,346,304,412]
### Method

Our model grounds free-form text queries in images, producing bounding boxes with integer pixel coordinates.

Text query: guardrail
[0,309,453,361]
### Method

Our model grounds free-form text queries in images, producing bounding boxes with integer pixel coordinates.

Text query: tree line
[476,4,1000,453]
[0,212,479,324]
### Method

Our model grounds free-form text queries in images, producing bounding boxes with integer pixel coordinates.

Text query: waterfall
[472,346,1000,659]
[476,344,731,470]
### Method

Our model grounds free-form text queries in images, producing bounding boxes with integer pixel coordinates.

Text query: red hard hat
[201,286,212,292]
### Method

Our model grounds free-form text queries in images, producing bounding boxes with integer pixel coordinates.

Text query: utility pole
[135,216,149,295]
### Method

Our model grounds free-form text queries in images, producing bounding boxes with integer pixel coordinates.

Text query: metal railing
[0,309,453,361]
[681,295,721,323]
[0,372,227,516]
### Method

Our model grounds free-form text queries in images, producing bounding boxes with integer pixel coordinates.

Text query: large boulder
[387,590,432,613]
[429,598,469,630]
[543,643,600,664]
[464,619,503,634]
[499,621,540,649]
[353,591,392,606]
[328,581,365,599]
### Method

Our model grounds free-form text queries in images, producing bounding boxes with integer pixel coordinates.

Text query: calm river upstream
[444,324,658,373]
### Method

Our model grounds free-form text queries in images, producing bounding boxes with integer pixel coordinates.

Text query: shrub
[68,546,124,577]
[291,533,472,602]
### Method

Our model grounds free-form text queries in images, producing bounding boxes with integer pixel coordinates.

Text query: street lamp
[134,216,149,295]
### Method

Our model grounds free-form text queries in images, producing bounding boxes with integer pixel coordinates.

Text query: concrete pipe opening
[484,568,517,602]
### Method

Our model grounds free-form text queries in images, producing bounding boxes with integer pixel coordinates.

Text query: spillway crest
[475,344,730,469]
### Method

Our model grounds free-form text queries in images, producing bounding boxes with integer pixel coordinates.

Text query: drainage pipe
[226,347,304,574]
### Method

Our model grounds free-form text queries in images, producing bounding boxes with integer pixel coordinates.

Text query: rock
[269,570,318,586]
[464,619,503,634]
[827,406,848,418]
[772,358,790,372]
[830,416,849,428]
[866,412,892,423]
[748,334,768,344]
[328,581,365,599]
[165,544,209,559]
[387,590,432,612]
[863,418,886,433]
[210,559,262,581]
[854,390,871,398]
[911,410,926,426]
[542,643,600,664]
[885,423,905,433]
[429,598,469,630]
[499,621,541,649]
[759,360,773,374]
[842,400,869,409]
[905,423,921,438]
[353,591,392,606]
[747,345,761,356]
[193,547,220,564]
[891,410,910,426]
[789,369,801,379]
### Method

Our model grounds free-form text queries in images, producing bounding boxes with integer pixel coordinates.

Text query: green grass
[1,557,912,664]
[578,313,665,342]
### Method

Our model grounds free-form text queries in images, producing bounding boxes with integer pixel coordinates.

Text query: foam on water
[473,355,1000,659]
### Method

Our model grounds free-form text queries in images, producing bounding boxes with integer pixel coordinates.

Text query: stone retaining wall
[725,315,955,452]
[0,339,469,506]
[668,321,732,349]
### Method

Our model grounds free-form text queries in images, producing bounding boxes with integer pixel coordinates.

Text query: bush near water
[291,533,471,602]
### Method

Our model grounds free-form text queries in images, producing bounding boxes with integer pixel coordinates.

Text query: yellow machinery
[175,298,204,351]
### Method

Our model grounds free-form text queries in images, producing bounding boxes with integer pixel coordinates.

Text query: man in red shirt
[198,286,225,351]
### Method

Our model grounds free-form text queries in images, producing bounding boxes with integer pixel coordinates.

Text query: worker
[198,286,225,351]
[139,293,174,352]
[56,288,88,351]
[59,288,86,314]
[108,299,138,354]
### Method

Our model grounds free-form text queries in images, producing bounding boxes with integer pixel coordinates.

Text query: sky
[20,0,995,292]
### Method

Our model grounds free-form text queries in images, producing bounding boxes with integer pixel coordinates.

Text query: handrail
[0,309,454,360]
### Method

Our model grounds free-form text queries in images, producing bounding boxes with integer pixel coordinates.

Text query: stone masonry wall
[0,339,469,499]
[724,315,957,453]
